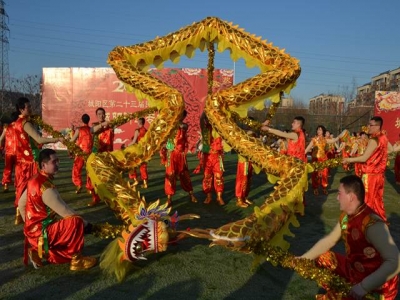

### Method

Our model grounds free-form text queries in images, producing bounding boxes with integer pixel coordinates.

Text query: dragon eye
[163,219,170,226]
[135,243,143,253]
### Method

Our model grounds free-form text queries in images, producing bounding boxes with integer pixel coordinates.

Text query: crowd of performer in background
[1,97,400,297]
[1,101,400,215]
[1,99,400,231]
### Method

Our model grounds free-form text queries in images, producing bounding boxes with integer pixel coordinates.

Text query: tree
[335,77,373,133]
[336,77,358,110]
[10,74,42,114]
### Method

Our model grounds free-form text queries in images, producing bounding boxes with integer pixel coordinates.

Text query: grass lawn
[1,151,399,300]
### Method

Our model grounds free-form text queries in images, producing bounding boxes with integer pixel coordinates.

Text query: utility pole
[0,0,10,116]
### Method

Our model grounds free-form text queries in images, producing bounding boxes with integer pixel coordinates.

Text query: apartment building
[309,94,344,115]
[354,66,400,106]
[280,96,293,108]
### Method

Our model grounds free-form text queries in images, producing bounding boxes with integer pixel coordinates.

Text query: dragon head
[122,219,169,262]
[119,200,200,262]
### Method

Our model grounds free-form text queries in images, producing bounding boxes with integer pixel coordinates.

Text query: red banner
[374,91,400,144]
[42,68,233,151]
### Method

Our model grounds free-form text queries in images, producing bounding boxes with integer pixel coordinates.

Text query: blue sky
[5,0,400,102]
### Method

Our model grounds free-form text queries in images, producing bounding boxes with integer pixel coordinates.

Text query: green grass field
[1,152,399,300]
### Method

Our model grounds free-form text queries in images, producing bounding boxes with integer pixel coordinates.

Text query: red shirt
[287,129,306,162]
[93,123,114,153]
[14,116,35,162]
[4,123,17,155]
[361,132,387,175]
[339,205,398,297]
[76,125,93,154]
[136,127,147,142]
[174,126,188,152]
[24,171,55,241]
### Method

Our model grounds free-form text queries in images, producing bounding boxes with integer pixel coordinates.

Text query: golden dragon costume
[84,15,309,280]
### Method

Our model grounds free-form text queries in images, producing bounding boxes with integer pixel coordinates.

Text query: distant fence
[305,109,374,136]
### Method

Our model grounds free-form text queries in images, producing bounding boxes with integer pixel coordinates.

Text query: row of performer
[1,99,400,218]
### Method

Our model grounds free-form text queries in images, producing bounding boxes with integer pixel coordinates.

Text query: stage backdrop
[374,91,400,144]
[42,68,233,151]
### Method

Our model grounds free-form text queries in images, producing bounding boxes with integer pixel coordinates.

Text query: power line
[8,19,400,69]
[0,0,10,114]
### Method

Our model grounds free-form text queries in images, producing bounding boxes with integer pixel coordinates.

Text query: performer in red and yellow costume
[339,132,358,172]
[343,117,388,221]
[13,97,62,225]
[200,113,225,205]
[394,134,400,185]
[262,116,307,163]
[86,107,114,206]
[18,149,96,270]
[301,175,399,299]
[128,117,148,188]
[350,131,369,178]
[0,113,18,192]
[325,130,336,160]
[70,114,93,194]
[235,131,255,208]
[325,130,337,178]
[278,136,288,155]
[92,107,114,153]
[161,110,197,207]
[340,143,351,171]
[305,125,339,195]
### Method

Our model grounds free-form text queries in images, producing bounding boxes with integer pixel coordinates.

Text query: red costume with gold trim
[94,123,114,153]
[14,115,39,207]
[341,146,352,171]
[341,137,355,172]
[1,123,17,187]
[163,125,194,196]
[326,141,336,160]
[72,125,93,188]
[325,140,336,177]
[287,129,306,162]
[354,137,368,178]
[202,123,224,194]
[235,154,253,199]
[86,123,114,202]
[316,204,398,299]
[24,171,85,264]
[310,136,328,190]
[361,132,388,221]
[128,126,148,182]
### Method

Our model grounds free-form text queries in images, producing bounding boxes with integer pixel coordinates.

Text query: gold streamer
[92,107,159,153]
[207,39,215,96]
[311,158,343,171]
[108,107,158,128]
[92,223,125,239]
[265,100,280,121]
[31,115,88,159]
[32,108,158,159]
[249,241,376,299]
[229,101,280,134]
[230,111,262,132]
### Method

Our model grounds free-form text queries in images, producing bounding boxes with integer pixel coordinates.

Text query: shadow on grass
[3,152,400,299]
[385,164,400,195]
